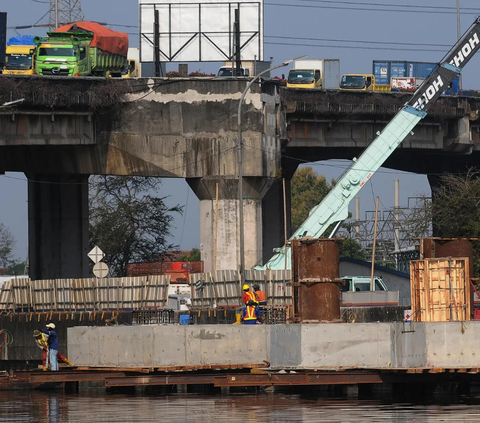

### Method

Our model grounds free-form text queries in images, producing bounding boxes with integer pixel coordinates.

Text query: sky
[1,0,480,262]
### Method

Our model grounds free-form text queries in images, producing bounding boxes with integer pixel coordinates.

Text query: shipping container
[0,12,6,69]
[373,60,436,85]
[373,60,460,94]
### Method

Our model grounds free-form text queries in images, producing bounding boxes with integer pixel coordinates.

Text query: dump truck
[3,35,37,75]
[339,74,391,92]
[34,21,128,77]
[287,59,340,89]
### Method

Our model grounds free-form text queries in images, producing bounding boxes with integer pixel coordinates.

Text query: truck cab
[287,68,321,89]
[339,74,391,92]
[340,276,388,292]
[34,34,90,77]
[3,45,36,75]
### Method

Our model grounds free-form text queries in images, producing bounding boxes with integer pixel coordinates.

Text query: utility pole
[49,0,85,31]
[457,0,462,89]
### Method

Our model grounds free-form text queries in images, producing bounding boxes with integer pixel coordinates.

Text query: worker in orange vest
[242,300,262,325]
[253,284,267,306]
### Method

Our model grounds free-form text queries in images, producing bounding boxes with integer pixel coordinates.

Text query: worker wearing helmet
[242,284,258,305]
[252,284,267,306]
[40,323,60,371]
[242,300,262,325]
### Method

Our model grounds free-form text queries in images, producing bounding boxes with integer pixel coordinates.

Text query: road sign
[88,246,104,264]
[93,262,109,278]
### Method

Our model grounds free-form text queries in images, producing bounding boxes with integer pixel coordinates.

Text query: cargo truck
[286,59,340,89]
[3,36,37,75]
[122,48,141,78]
[34,21,128,77]
[339,74,391,92]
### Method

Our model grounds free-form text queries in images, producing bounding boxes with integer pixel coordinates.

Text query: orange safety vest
[244,305,258,320]
[243,291,257,304]
[255,290,267,302]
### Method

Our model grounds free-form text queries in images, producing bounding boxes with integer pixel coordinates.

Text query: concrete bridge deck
[1,76,479,277]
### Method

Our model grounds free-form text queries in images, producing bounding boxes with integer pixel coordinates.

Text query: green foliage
[89,176,183,277]
[291,166,332,233]
[1,262,27,276]
[339,236,366,261]
[431,169,480,277]
[0,223,16,270]
[178,248,201,262]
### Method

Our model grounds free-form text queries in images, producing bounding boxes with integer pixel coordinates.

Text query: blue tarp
[7,35,36,46]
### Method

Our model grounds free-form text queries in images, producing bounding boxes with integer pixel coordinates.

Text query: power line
[265,41,446,52]
[265,2,479,14]
[266,35,451,48]
[291,0,480,12]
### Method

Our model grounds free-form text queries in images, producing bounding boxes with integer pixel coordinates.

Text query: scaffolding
[338,196,432,270]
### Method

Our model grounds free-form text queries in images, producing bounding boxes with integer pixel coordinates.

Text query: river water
[3,388,480,422]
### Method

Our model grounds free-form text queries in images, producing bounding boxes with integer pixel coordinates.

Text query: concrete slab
[299,324,392,368]
[68,322,480,370]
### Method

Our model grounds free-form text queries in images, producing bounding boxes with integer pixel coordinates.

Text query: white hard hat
[46,323,55,329]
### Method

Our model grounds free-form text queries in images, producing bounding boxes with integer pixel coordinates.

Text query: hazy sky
[1,0,480,261]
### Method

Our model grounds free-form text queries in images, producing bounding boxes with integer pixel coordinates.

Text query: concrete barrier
[68,321,480,369]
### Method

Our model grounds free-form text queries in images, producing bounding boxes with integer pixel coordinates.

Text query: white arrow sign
[88,246,105,264]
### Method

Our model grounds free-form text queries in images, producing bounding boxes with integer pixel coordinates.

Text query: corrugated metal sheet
[0,275,172,311]
[189,270,292,307]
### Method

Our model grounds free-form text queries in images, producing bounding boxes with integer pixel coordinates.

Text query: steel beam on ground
[28,371,126,383]
[104,374,219,387]
[215,372,384,387]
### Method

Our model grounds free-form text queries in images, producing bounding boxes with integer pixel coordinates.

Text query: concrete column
[262,162,298,265]
[28,174,89,280]
[187,176,273,271]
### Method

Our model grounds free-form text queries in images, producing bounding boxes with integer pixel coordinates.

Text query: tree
[178,248,201,262]
[0,223,16,272]
[429,169,480,276]
[89,176,183,276]
[291,166,332,233]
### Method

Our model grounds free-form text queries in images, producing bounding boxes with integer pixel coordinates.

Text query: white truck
[217,60,271,77]
[287,59,340,89]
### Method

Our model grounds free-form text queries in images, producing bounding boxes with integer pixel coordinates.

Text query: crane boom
[260,17,480,271]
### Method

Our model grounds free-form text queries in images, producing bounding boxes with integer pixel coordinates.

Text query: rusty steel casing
[291,238,341,322]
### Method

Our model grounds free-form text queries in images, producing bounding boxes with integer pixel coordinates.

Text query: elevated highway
[0,75,479,278]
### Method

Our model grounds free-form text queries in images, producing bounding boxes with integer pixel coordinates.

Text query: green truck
[34,21,128,77]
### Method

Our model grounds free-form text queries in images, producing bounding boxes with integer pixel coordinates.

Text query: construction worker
[242,300,262,325]
[40,323,61,371]
[242,284,258,305]
[34,329,73,371]
[253,284,267,306]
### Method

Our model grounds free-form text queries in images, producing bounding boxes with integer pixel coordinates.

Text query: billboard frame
[139,0,264,63]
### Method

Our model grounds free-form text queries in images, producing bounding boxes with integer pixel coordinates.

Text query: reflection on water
[2,387,480,422]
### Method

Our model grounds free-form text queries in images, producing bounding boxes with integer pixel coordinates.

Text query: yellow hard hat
[243,284,249,290]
